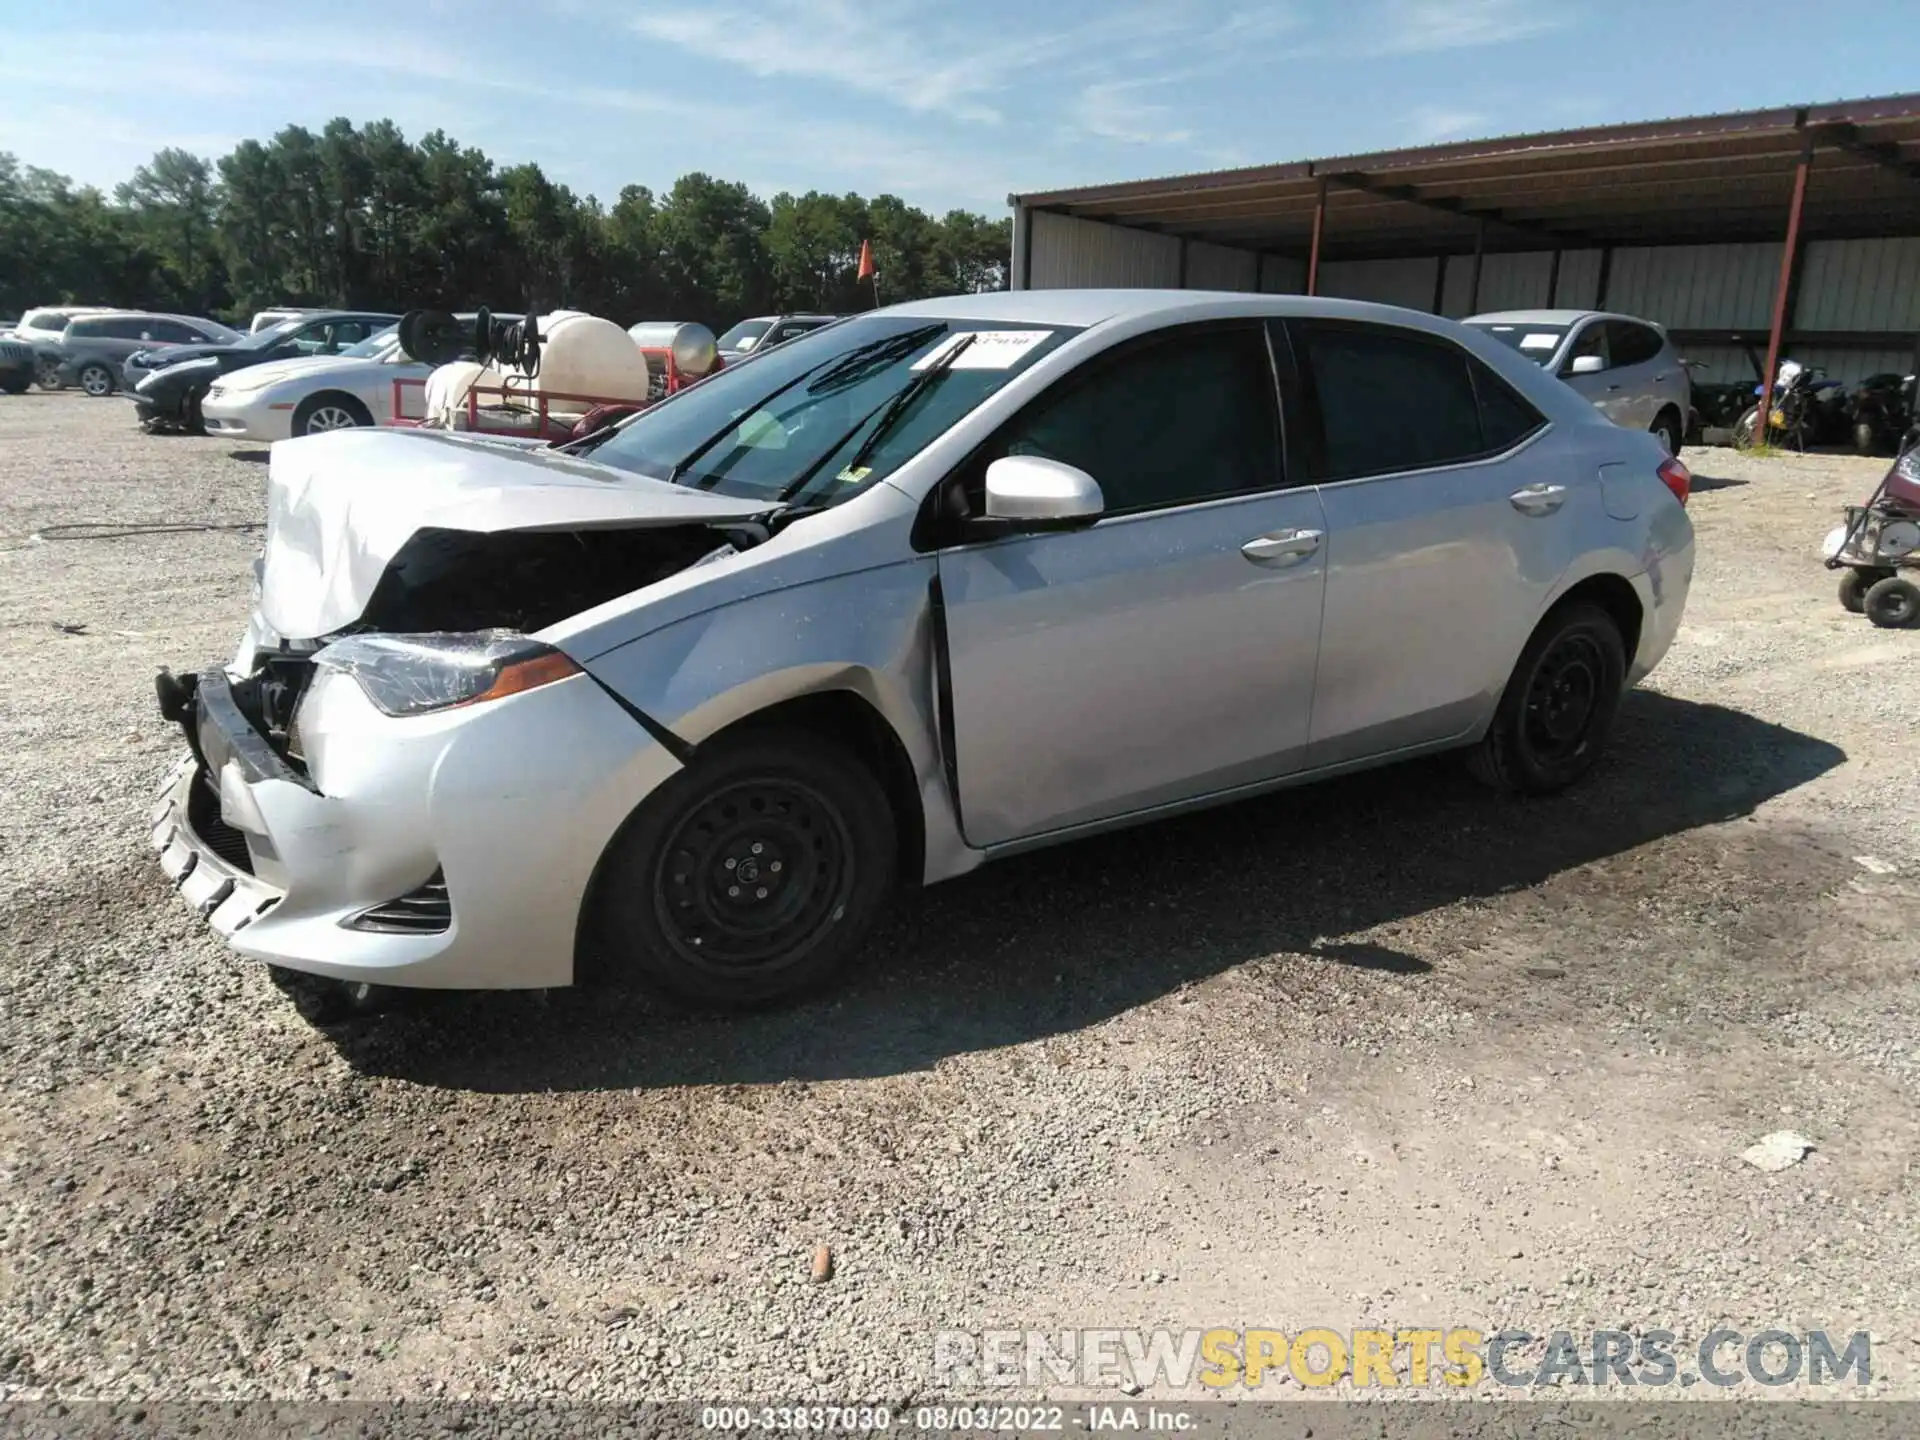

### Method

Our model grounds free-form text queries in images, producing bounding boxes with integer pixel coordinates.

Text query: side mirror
[1566,354,1605,376]
[984,455,1104,525]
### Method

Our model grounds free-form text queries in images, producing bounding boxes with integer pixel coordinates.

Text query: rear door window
[1291,320,1494,481]
[1605,320,1664,368]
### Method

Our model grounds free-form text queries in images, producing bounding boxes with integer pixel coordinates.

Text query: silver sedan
[150,289,1694,1016]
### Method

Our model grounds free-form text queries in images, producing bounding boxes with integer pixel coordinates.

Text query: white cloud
[1073,81,1195,147]
[628,0,1079,124]
[1369,0,1570,55]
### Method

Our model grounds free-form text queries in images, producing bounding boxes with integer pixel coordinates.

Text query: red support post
[1306,176,1327,296]
[1759,132,1814,434]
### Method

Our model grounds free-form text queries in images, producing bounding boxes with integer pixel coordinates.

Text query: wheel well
[1554,573,1643,662]
[299,390,374,423]
[712,691,927,890]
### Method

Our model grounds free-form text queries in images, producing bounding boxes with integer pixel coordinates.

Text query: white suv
[1466,310,1691,456]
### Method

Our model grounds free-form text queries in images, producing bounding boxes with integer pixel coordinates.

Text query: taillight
[1657,456,1691,507]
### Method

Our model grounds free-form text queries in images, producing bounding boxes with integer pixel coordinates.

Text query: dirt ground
[0,391,1916,1405]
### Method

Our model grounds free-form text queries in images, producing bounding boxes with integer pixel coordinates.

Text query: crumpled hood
[260,427,770,639]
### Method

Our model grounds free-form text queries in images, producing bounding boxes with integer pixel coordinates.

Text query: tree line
[0,118,1013,330]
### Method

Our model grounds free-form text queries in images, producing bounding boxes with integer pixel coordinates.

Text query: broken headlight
[311,631,581,717]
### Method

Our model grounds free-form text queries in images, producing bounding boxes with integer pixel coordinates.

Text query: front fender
[574,555,979,885]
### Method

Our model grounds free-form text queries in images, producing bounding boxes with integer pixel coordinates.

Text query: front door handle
[1241,528,1323,566]
[1606,383,1623,391]
[1509,483,1569,516]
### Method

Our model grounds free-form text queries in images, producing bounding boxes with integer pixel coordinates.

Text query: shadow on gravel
[329,691,1844,1091]
[228,449,270,464]
[1688,472,1749,494]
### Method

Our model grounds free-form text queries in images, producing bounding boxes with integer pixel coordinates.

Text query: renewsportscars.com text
[933,1327,1872,1390]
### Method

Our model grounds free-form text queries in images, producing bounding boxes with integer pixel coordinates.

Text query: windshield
[586,315,1077,506]
[1467,321,1570,366]
[716,319,773,352]
[347,326,399,359]
[238,318,307,350]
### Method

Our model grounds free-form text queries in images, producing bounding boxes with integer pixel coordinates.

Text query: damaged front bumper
[149,657,685,990]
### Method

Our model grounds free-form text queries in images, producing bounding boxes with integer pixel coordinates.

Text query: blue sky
[2,0,1912,216]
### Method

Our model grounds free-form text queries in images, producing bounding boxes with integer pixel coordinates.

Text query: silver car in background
[1464,309,1691,456]
[56,311,240,395]
[151,290,1694,1019]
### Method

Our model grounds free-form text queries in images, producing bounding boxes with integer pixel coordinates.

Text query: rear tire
[1854,420,1882,458]
[182,389,205,436]
[1731,405,1761,450]
[1650,409,1682,457]
[586,731,897,1009]
[1863,576,1920,629]
[34,355,62,390]
[0,375,27,395]
[1467,602,1627,795]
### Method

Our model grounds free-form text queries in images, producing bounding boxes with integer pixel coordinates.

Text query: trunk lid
[260,427,771,639]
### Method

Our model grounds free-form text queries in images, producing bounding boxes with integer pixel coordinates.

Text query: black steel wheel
[1864,575,1920,629]
[1468,602,1627,795]
[588,731,897,1007]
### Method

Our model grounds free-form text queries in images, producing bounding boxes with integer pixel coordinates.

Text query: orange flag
[856,239,875,281]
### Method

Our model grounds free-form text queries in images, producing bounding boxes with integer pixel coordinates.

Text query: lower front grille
[346,871,451,934]
[187,774,255,874]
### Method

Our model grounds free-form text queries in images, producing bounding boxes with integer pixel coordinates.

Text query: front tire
[1854,419,1882,457]
[586,732,897,1008]
[1468,602,1627,795]
[78,363,114,397]
[0,375,27,395]
[1863,576,1920,629]
[293,392,373,436]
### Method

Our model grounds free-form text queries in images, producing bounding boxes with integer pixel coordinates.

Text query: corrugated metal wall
[1317,257,1436,311]
[1185,240,1259,291]
[1797,237,1920,331]
[1260,253,1305,293]
[1018,208,1919,385]
[1606,242,1780,329]
[1025,211,1182,288]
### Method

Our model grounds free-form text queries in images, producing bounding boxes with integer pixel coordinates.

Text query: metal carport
[1009,93,1920,389]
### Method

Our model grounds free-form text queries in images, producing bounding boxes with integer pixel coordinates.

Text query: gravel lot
[1,391,1917,1405]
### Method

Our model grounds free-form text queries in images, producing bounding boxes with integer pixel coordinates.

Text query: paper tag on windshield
[1520,333,1559,351]
[913,330,1053,371]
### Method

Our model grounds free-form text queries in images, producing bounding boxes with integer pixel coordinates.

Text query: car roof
[882,287,1566,336]
[1463,308,1665,329]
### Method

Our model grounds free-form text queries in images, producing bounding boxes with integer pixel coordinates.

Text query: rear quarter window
[1295,320,1545,480]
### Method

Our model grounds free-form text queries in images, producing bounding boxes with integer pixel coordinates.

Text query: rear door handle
[1241,528,1323,566]
[1509,483,1569,516]
[1605,383,1623,391]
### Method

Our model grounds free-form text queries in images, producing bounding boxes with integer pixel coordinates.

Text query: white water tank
[532,313,652,403]
[626,321,719,377]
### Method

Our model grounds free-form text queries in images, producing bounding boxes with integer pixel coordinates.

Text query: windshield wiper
[664,323,947,486]
[778,332,976,502]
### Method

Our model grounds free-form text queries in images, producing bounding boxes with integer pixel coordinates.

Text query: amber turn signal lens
[466,651,583,706]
